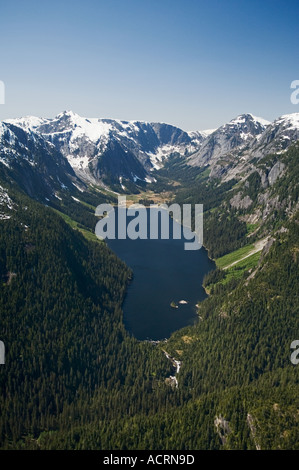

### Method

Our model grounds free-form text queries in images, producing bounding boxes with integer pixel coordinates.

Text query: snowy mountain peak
[3,112,199,186]
[2,111,299,191]
[4,115,47,131]
[200,128,217,137]
[56,110,78,118]
[226,113,270,130]
[246,112,299,161]
[54,110,83,123]
[188,112,270,167]
[42,111,113,144]
[275,112,299,129]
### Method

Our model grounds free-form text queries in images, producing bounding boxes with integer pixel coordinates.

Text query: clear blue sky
[1,0,299,130]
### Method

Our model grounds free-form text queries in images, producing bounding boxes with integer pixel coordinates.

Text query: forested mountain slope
[0,186,174,448]
[0,117,298,450]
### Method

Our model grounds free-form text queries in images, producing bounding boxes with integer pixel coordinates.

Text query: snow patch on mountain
[5,115,47,131]
[230,113,270,127]
[187,113,270,167]
[148,144,185,169]
[0,185,14,210]
[0,185,15,220]
[246,112,299,161]
[275,112,299,130]
[3,110,299,191]
[5,111,202,185]
[49,111,112,143]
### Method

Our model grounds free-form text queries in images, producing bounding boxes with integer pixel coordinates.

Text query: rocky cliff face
[187,114,270,167]
[248,113,299,160]
[0,121,85,200]
[187,113,299,186]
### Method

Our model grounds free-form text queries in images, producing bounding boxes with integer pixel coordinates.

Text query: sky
[0,0,299,130]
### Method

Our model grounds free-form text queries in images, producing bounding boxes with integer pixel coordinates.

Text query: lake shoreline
[107,207,215,341]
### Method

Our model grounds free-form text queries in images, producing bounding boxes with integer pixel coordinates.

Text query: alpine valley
[0,109,298,450]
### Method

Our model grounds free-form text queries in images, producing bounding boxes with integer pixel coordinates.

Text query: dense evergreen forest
[0,145,298,450]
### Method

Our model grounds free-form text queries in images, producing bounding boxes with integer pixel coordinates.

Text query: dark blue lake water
[106,208,215,340]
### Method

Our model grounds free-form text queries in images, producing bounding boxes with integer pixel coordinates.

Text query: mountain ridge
[1,110,299,450]
[2,110,299,197]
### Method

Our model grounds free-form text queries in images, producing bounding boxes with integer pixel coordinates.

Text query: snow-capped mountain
[187,113,270,167]
[0,120,85,200]
[2,111,299,197]
[5,111,201,187]
[203,113,299,181]
[247,113,299,159]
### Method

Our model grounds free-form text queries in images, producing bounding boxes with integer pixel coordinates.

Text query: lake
[106,207,215,340]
